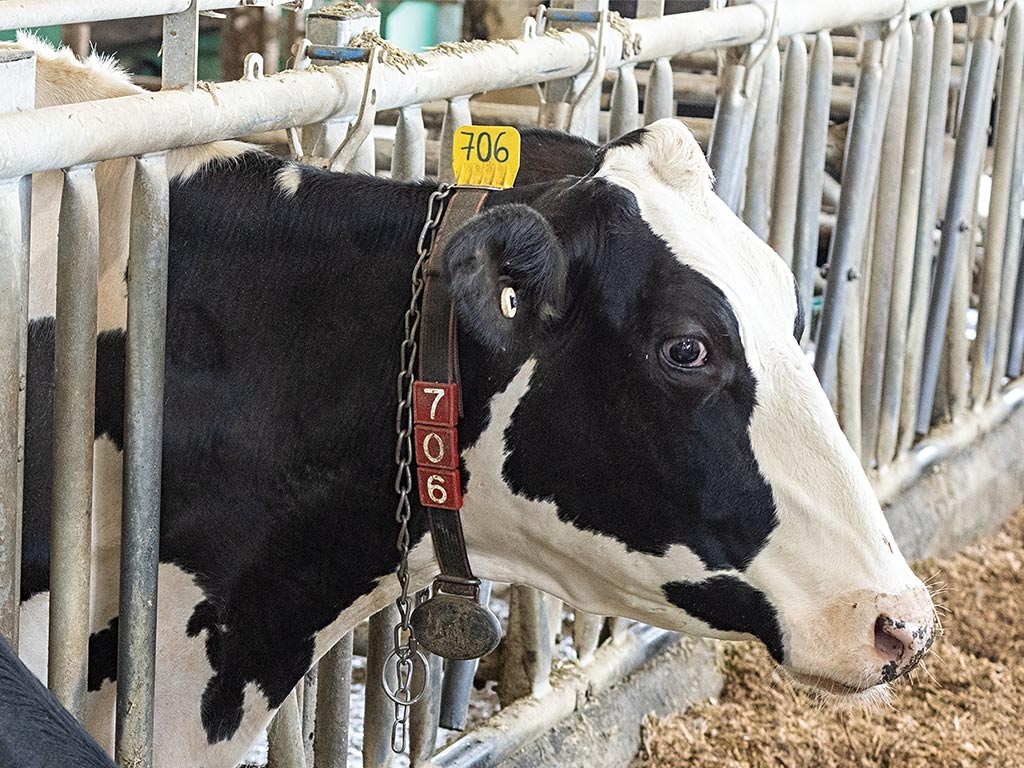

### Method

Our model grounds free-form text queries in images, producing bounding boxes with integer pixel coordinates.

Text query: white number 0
[423,387,446,420]
[422,432,445,464]
[427,475,448,505]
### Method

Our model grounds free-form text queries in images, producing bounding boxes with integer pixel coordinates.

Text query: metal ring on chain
[381,647,430,706]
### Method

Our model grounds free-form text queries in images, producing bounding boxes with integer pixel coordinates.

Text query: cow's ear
[444,203,567,353]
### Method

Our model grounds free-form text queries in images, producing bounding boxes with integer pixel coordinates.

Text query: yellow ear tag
[452,126,521,189]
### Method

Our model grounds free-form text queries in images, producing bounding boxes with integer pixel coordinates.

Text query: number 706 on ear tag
[452,126,521,189]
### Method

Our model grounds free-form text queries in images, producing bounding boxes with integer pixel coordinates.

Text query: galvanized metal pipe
[708,60,751,212]
[0,0,967,180]
[900,8,954,453]
[991,25,1024,394]
[572,609,603,666]
[743,44,780,241]
[1009,242,1024,377]
[409,653,443,767]
[313,632,353,768]
[391,105,427,182]
[643,58,674,124]
[813,32,887,397]
[877,13,935,468]
[972,2,1024,405]
[609,62,640,140]
[769,37,808,268]
[946,223,975,416]
[48,164,100,719]
[115,153,169,768]
[301,666,318,768]
[0,0,303,29]
[161,0,199,91]
[498,586,552,705]
[0,49,33,650]
[862,20,914,467]
[364,607,398,767]
[437,580,491,732]
[917,13,999,434]
[268,690,308,768]
[0,175,27,651]
[439,96,471,186]
[794,31,833,337]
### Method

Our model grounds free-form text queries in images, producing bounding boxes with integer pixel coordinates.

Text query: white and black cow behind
[14,39,935,768]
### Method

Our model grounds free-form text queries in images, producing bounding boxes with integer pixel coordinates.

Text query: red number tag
[417,468,463,510]
[413,382,458,426]
[414,425,459,470]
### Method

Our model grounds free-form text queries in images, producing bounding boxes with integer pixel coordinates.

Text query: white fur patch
[274,164,304,198]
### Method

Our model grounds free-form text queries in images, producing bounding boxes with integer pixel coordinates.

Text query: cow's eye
[661,337,708,369]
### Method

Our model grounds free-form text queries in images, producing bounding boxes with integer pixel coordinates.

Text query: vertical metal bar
[916,13,999,434]
[708,60,750,212]
[992,16,1024,395]
[862,19,913,467]
[392,105,427,182]
[497,586,551,706]
[162,0,199,91]
[572,610,603,666]
[877,13,935,468]
[900,8,954,453]
[439,96,472,186]
[115,153,169,768]
[364,607,397,767]
[268,690,308,768]
[1009,239,1024,377]
[48,163,99,720]
[0,48,33,651]
[744,43,780,241]
[409,653,442,766]
[609,62,640,140]
[973,2,1024,405]
[437,580,491,732]
[301,666,318,768]
[794,31,832,336]
[814,29,887,398]
[643,58,674,124]
[313,633,353,768]
[946,221,974,417]
[769,36,808,269]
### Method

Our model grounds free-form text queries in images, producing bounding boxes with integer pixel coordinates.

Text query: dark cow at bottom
[0,636,116,768]
[13,40,935,768]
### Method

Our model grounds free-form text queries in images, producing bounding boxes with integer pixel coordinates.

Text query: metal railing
[2,1,1024,767]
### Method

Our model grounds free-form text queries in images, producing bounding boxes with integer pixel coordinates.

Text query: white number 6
[427,475,448,505]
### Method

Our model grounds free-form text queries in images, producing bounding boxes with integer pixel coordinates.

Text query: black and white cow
[14,39,935,768]
[0,636,116,768]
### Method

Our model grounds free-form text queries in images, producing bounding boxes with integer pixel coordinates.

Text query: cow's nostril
[873,615,907,662]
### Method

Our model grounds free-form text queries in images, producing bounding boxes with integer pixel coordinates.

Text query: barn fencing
[1,0,1024,766]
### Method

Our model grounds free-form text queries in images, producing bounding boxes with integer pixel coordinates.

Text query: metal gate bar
[877,13,935,468]
[899,8,955,454]
[768,36,808,269]
[916,8,1000,433]
[48,163,100,720]
[0,49,33,650]
[115,152,170,768]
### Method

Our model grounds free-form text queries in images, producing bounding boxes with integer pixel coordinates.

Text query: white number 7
[424,387,446,420]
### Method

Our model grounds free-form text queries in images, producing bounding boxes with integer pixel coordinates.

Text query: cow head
[445,119,934,701]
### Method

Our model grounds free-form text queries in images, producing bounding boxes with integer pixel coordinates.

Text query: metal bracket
[327,45,382,171]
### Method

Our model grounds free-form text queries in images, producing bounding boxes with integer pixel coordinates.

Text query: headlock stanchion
[3,1,1024,767]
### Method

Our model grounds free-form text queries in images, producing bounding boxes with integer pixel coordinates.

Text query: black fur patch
[663,575,784,663]
[87,618,119,692]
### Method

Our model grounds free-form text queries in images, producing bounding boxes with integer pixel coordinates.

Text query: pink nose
[874,614,933,682]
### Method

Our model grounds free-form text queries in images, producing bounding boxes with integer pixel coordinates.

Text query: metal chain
[385,184,451,753]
